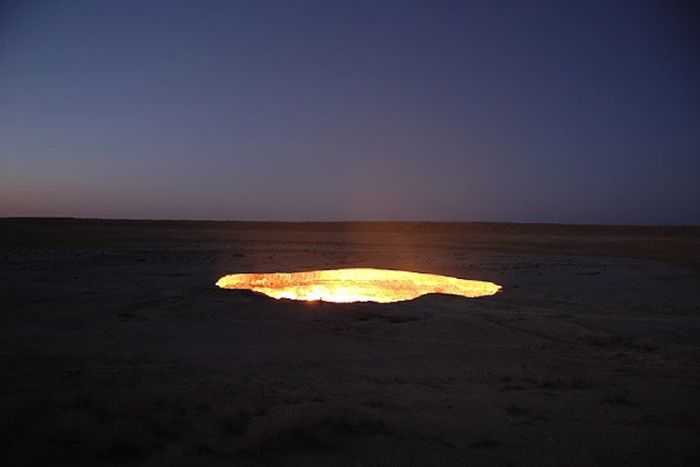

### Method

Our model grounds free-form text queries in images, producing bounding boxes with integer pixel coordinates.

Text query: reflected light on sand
[216,268,501,303]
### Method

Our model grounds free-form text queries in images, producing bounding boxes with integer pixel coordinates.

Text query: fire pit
[216,268,501,303]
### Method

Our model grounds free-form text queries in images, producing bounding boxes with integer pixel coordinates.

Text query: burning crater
[216,268,501,303]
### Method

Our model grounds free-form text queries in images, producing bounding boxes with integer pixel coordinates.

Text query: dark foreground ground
[1,219,699,466]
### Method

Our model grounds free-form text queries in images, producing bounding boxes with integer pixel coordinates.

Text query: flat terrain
[1,219,699,466]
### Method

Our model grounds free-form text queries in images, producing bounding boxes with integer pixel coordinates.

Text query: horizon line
[1,216,698,228]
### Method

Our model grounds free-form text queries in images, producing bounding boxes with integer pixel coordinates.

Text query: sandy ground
[1,219,699,466]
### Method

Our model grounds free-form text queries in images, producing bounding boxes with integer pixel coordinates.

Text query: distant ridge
[1,217,698,236]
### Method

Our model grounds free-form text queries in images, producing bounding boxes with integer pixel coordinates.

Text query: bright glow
[215,268,501,303]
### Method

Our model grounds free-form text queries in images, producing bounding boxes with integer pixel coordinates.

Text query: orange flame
[216,268,501,303]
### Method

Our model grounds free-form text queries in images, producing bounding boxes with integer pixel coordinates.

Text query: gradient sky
[1,0,699,223]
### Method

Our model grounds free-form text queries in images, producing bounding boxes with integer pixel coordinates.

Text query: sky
[1,0,699,224]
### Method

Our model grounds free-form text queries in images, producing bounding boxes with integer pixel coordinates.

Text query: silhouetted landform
[0,218,698,466]
[4,217,700,236]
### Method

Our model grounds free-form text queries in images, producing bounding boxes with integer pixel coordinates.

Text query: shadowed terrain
[1,219,699,466]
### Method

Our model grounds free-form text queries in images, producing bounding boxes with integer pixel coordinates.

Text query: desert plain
[0,218,699,466]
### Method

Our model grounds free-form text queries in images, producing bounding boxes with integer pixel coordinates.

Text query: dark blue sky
[1,0,699,223]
